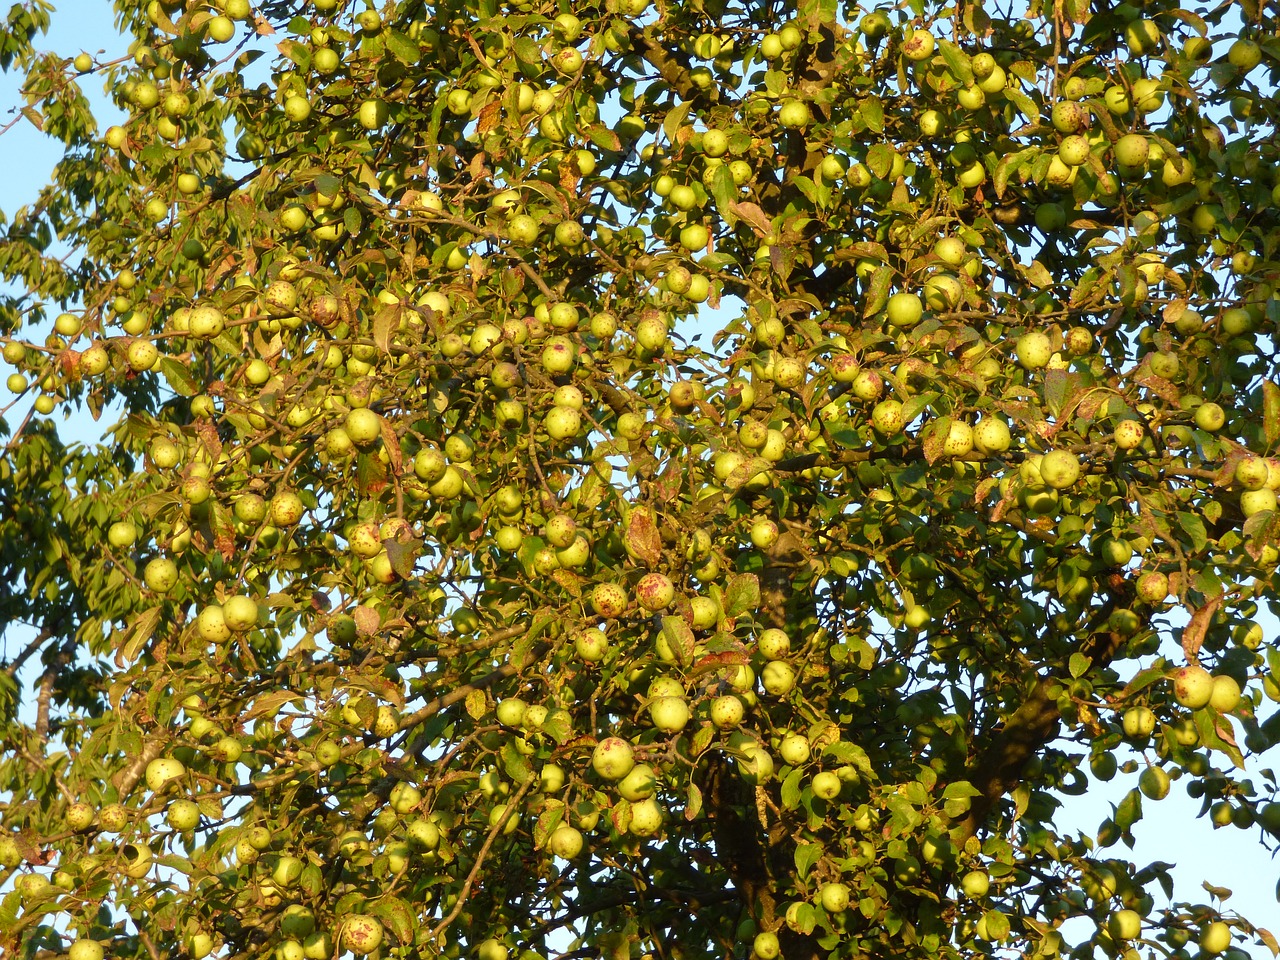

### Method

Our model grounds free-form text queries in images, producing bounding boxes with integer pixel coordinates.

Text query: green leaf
[660,615,695,666]
[384,29,419,65]
[711,163,737,226]
[116,607,161,666]
[1069,652,1092,678]
[794,841,822,879]
[723,573,760,617]
[781,767,803,809]
[158,357,200,397]
[937,39,973,85]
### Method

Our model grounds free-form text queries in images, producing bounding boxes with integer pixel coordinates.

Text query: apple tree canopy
[3,0,1280,957]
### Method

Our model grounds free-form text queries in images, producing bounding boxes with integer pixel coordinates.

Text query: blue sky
[1,0,1277,949]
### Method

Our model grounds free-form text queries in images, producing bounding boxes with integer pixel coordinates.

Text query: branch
[430,776,535,939]
[956,606,1127,841]
[4,628,51,677]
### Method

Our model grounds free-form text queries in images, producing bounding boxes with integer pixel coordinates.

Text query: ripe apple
[705,694,742,730]
[1113,419,1144,450]
[591,583,628,618]
[167,798,200,831]
[973,418,1011,454]
[761,661,796,696]
[650,696,690,732]
[591,737,635,780]
[778,99,811,129]
[753,931,780,960]
[1209,675,1241,712]
[819,881,850,913]
[341,916,384,955]
[549,824,584,858]
[223,595,258,632]
[1040,450,1081,489]
[618,763,656,801]
[1121,706,1156,739]
[575,627,609,660]
[960,870,990,898]
[1199,921,1231,956]
[778,734,810,766]
[1173,665,1214,708]
[1108,909,1142,941]
[146,756,186,791]
[65,801,95,831]
[1015,331,1052,369]
[886,291,923,328]
[1138,765,1169,800]
[69,942,105,960]
[871,399,904,434]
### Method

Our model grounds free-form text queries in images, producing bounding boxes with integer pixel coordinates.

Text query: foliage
[2,0,1280,958]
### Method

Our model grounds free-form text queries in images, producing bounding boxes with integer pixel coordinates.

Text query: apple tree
[3,0,1280,958]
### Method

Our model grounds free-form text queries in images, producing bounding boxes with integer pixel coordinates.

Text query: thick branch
[957,614,1127,840]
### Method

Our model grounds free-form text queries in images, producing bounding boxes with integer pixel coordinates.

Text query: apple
[271,490,305,525]
[1173,665,1214,708]
[819,881,850,913]
[761,661,796,696]
[1135,570,1168,604]
[146,756,186,791]
[167,798,200,831]
[778,99,811,129]
[591,737,635,780]
[1015,331,1052,369]
[69,941,105,960]
[549,824,584,858]
[341,916,384,955]
[1199,921,1231,956]
[1114,133,1150,167]
[1121,706,1155,739]
[390,781,421,813]
[1113,420,1144,450]
[650,696,690,732]
[618,763,656,801]
[1108,909,1142,941]
[871,399,904,435]
[973,418,1011,454]
[710,695,745,729]
[753,931,780,960]
[1138,765,1169,800]
[778,734,810,766]
[635,572,674,610]
[1039,450,1081,489]
[902,28,935,60]
[223,595,258,632]
[1209,675,1241,712]
[961,870,990,898]
[886,291,923,328]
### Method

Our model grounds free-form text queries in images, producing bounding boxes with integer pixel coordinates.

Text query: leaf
[711,163,737,225]
[723,573,760,617]
[663,101,691,144]
[660,616,695,666]
[866,142,897,180]
[158,357,201,396]
[1003,85,1038,120]
[982,909,1011,941]
[115,607,161,667]
[684,782,702,820]
[354,606,381,637]
[781,767,804,809]
[1069,652,1092,678]
[1114,788,1142,830]
[586,124,620,153]
[465,687,486,720]
[863,265,891,317]
[623,508,662,567]
[384,29,419,64]
[937,39,973,85]
[370,897,415,945]
[794,841,822,880]
[859,94,884,133]
[728,201,771,237]
[1195,709,1245,769]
